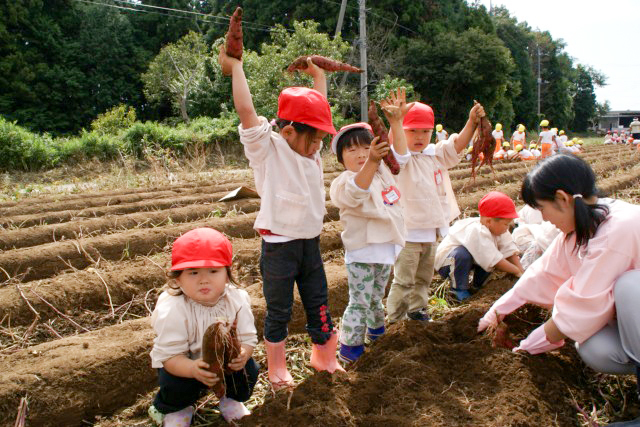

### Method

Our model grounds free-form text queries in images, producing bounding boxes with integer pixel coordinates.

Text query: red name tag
[382,185,401,205]
[434,170,443,185]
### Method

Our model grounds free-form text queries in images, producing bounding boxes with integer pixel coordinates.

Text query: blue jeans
[437,246,491,291]
[260,237,334,344]
[153,358,259,413]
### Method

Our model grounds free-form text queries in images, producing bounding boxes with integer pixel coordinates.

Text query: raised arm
[380,88,413,156]
[219,45,260,130]
[300,57,327,98]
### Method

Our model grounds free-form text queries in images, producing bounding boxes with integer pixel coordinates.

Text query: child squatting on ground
[329,89,413,363]
[219,46,343,390]
[149,228,259,426]
[385,100,486,323]
[434,191,525,301]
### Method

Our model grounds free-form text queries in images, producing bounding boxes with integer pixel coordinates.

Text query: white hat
[330,122,374,154]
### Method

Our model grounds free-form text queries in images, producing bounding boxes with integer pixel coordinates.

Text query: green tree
[142,31,210,122]
[571,65,606,132]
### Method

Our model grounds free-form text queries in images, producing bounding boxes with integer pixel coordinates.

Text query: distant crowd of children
[604,117,640,151]
[144,48,640,426]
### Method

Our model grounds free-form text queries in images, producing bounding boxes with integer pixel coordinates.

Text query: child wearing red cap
[219,47,343,389]
[434,191,525,301]
[385,101,486,322]
[148,228,259,426]
[329,89,412,363]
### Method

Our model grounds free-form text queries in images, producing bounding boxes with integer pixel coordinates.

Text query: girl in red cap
[149,228,259,426]
[386,101,486,322]
[219,47,343,389]
[478,156,640,426]
[329,89,413,363]
[434,191,525,301]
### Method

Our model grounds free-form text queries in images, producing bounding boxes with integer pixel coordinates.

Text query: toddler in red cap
[219,47,343,389]
[329,89,412,363]
[149,228,258,426]
[434,191,525,301]
[386,100,486,322]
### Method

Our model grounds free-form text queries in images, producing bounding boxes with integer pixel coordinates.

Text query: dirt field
[1,144,639,427]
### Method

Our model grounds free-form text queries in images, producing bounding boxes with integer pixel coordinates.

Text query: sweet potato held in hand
[287,55,363,73]
[202,320,242,398]
[225,7,243,60]
[368,101,401,175]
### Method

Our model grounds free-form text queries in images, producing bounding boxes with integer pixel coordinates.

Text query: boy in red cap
[386,101,486,321]
[149,228,258,426]
[219,47,343,389]
[329,89,412,363]
[434,191,525,301]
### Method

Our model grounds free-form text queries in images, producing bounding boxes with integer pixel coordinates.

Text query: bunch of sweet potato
[202,320,241,398]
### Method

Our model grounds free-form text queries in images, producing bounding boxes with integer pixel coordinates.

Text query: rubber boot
[366,326,385,343]
[339,343,365,364]
[264,339,294,390]
[310,331,346,373]
[162,406,193,427]
[218,396,250,422]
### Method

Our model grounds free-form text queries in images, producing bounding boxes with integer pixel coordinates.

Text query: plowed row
[0,144,637,427]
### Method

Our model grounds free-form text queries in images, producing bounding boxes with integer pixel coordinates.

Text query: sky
[477,0,639,111]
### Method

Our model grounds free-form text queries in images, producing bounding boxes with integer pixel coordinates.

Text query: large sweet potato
[368,101,400,175]
[225,7,243,60]
[202,320,242,398]
[287,55,362,73]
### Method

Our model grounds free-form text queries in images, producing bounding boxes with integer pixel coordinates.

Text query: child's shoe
[148,405,193,427]
[338,343,364,364]
[310,331,346,373]
[451,288,472,301]
[365,326,385,344]
[218,396,250,422]
[407,308,431,322]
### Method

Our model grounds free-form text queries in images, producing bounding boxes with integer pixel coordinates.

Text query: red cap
[330,122,373,154]
[478,191,519,219]
[402,102,434,129]
[171,228,232,270]
[277,87,337,135]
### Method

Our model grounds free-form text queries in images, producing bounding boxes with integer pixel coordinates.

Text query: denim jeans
[153,358,259,413]
[260,237,334,344]
[437,246,491,291]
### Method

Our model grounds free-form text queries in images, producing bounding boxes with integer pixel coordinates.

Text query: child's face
[175,267,228,304]
[405,128,433,152]
[535,198,575,234]
[341,142,370,173]
[483,217,513,236]
[283,127,328,158]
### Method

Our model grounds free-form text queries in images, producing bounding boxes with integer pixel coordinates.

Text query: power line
[321,0,418,34]
[73,0,291,33]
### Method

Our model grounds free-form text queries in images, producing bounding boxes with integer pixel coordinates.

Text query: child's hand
[380,88,414,122]
[228,346,252,371]
[191,359,219,387]
[300,57,324,78]
[469,102,485,123]
[218,44,241,76]
[367,136,389,163]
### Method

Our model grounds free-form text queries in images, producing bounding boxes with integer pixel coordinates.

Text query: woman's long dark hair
[521,154,609,250]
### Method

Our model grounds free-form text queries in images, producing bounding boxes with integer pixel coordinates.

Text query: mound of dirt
[242,279,593,427]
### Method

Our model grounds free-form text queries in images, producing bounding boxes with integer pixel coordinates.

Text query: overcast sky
[477,0,639,111]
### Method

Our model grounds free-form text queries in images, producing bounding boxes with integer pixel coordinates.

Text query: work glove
[477,288,527,332]
[512,324,565,355]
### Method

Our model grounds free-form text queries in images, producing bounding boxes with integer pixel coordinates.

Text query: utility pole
[335,0,348,38]
[359,0,368,122]
[537,44,541,132]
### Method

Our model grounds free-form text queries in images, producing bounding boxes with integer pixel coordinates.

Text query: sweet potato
[287,55,363,73]
[491,321,516,349]
[202,320,242,398]
[225,7,243,60]
[470,101,496,181]
[368,101,400,175]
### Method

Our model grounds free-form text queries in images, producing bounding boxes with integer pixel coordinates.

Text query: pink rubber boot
[264,339,294,390]
[310,331,346,373]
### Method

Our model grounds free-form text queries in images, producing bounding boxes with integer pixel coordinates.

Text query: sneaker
[150,406,193,427]
[338,343,364,364]
[451,289,472,301]
[218,396,250,422]
[407,309,431,322]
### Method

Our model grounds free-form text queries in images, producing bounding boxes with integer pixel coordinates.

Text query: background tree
[142,31,209,122]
